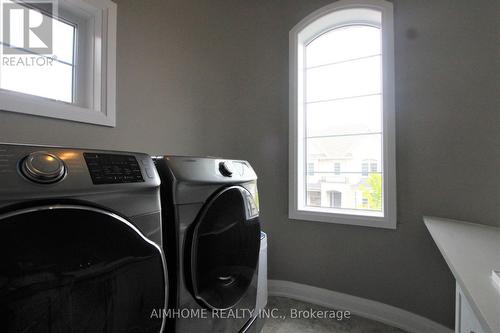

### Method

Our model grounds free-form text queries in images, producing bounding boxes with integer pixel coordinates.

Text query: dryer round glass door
[189,186,261,310]
[0,205,166,333]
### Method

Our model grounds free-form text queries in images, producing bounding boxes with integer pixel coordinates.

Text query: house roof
[307,134,381,160]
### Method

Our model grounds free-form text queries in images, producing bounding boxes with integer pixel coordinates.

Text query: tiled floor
[262,296,408,333]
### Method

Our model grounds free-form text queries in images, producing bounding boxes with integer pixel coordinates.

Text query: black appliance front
[188,186,261,310]
[0,205,166,333]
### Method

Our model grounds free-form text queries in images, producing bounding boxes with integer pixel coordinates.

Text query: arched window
[289,0,396,229]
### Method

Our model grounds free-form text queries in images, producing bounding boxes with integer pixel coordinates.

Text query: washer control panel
[84,153,144,185]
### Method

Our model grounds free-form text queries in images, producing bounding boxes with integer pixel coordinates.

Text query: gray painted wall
[0,0,498,328]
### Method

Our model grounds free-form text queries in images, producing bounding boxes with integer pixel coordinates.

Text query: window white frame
[0,0,117,126]
[288,0,396,229]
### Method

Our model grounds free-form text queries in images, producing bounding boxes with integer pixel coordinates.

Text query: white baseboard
[268,280,453,333]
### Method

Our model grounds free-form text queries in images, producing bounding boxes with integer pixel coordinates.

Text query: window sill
[0,89,115,127]
[289,209,396,229]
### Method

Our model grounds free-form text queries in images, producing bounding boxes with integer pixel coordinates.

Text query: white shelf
[424,216,500,333]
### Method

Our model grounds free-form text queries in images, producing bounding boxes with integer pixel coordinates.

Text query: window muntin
[289,1,396,228]
[305,24,381,68]
[306,50,381,103]
[306,95,382,137]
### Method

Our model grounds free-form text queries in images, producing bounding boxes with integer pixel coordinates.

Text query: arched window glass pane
[304,25,383,212]
[305,25,381,102]
[306,25,381,67]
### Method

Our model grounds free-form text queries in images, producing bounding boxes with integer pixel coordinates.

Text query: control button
[145,167,154,178]
[21,151,66,184]
[219,161,233,177]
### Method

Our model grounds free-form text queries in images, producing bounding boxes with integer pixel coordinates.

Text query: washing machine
[154,156,261,333]
[0,143,168,333]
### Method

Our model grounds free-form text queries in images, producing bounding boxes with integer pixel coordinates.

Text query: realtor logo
[2,0,54,54]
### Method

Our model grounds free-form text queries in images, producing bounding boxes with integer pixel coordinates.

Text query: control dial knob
[21,152,66,184]
[219,161,233,177]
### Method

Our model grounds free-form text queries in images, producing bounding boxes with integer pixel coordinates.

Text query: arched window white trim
[288,0,396,229]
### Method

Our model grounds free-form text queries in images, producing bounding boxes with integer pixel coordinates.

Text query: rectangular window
[289,1,396,229]
[329,191,342,208]
[362,163,369,176]
[307,162,315,176]
[334,162,341,175]
[0,0,117,126]
[307,191,321,207]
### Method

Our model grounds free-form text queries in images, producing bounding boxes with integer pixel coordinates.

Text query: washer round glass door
[190,186,260,310]
[0,205,166,333]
